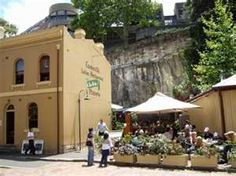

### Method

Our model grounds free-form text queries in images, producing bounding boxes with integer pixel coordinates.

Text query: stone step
[0,144,19,154]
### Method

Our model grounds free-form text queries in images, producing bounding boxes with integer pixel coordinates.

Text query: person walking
[97,119,109,136]
[100,132,113,167]
[25,128,35,155]
[86,128,94,166]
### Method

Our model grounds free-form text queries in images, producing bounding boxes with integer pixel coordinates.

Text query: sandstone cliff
[105,31,190,107]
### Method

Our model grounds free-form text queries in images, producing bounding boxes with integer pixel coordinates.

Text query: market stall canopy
[111,103,123,110]
[126,92,200,113]
[213,74,236,88]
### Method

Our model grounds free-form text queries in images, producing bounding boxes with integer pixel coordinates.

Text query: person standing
[97,119,109,136]
[86,128,94,166]
[219,131,236,164]
[25,128,35,155]
[100,132,113,167]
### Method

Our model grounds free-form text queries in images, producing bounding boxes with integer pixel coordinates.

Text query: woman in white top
[99,132,113,167]
[25,128,36,155]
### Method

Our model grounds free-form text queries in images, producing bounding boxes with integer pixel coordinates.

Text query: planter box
[191,155,218,168]
[136,154,160,165]
[113,154,135,163]
[162,154,188,167]
[230,160,236,168]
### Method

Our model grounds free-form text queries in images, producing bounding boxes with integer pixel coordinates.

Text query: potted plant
[113,144,138,163]
[135,136,162,165]
[162,141,188,167]
[191,145,218,168]
[113,135,138,163]
[229,146,236,168]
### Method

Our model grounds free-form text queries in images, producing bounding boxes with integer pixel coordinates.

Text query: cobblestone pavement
[0,162,235,176]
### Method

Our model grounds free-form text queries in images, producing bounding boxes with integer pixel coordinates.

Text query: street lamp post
[78,89,89,151]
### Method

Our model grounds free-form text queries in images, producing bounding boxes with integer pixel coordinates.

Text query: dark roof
[22,3,77,34]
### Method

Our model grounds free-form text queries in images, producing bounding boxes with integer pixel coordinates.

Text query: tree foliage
[0,18,18,37]
[185,0,214,22]
[183,0,235,92]
[195,0,236,90]
[184,0,215,82]
[71,0,160,44]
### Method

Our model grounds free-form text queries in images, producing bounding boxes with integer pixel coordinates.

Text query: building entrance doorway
[6,105,15,144]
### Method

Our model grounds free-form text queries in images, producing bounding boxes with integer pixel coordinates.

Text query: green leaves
[71,0,161,44]
[0,18,18,37]
[195,0,236,91]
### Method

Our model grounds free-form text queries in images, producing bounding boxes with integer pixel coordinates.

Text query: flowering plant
[114,144,138,155]
[148,137,169,155]
[228,145,236,161]
[166,141,185,155]
[194,145,217,157]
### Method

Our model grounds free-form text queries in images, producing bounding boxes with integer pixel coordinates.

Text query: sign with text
[21,139,44,155]
[87,79,100,90]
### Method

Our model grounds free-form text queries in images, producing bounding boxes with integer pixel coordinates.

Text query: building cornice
[0,26,64,50]
[0,87,63,98]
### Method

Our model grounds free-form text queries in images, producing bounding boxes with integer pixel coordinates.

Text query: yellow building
[0,26,111,154]
[188,75,236,135]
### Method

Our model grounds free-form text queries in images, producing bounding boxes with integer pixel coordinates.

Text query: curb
[2,155,234,173]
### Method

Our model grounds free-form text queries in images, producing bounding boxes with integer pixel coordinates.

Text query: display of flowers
[228,146,236,161]
[194,145,217,157]
[166,141,185,155]
[115,144,138,155]
[148,137,169,155]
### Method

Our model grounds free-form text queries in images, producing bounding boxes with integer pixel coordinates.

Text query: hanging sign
[86,79,100,90]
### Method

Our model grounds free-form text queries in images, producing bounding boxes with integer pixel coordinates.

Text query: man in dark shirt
[86,128,94,166]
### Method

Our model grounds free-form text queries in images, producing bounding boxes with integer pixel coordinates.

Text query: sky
[0,0,186,34]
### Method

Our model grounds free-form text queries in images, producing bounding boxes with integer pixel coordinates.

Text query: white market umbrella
[111,103,123,110]
[126,92,200,114]
[213,74,236,88]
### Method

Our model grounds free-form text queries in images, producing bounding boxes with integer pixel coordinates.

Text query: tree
[0,18,18,37]
[112,0,160,46]
[184,0,215,81]
[71,0,160,45]
[195,0,236,90]
[71,0,114,42]
[185,0,215,22]
[183,0,235,90]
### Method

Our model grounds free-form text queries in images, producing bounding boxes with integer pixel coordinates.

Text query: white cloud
[3,0,70,33]
[155,0,186,16]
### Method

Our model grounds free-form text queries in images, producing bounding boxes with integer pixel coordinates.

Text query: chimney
[0,26,5,39]
[74,29,86,39]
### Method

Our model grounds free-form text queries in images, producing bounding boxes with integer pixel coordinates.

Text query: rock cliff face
[105,32,190,107]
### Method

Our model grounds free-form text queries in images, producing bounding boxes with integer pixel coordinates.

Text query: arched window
[28,103,38,128]
[7,105,15,111]
[40,55,50,81]
[15,59,24,84]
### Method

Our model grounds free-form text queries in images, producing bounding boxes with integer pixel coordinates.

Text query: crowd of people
[132,117,236,165]
[86,119,113,167]
[25,117,235,167]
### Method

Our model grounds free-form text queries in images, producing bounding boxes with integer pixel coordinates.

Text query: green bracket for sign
[86,79,100,90]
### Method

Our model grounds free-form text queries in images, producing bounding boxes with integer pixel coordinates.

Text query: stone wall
[105,32,190,107]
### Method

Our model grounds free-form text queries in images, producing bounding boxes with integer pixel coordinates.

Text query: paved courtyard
[0,162,235,176]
